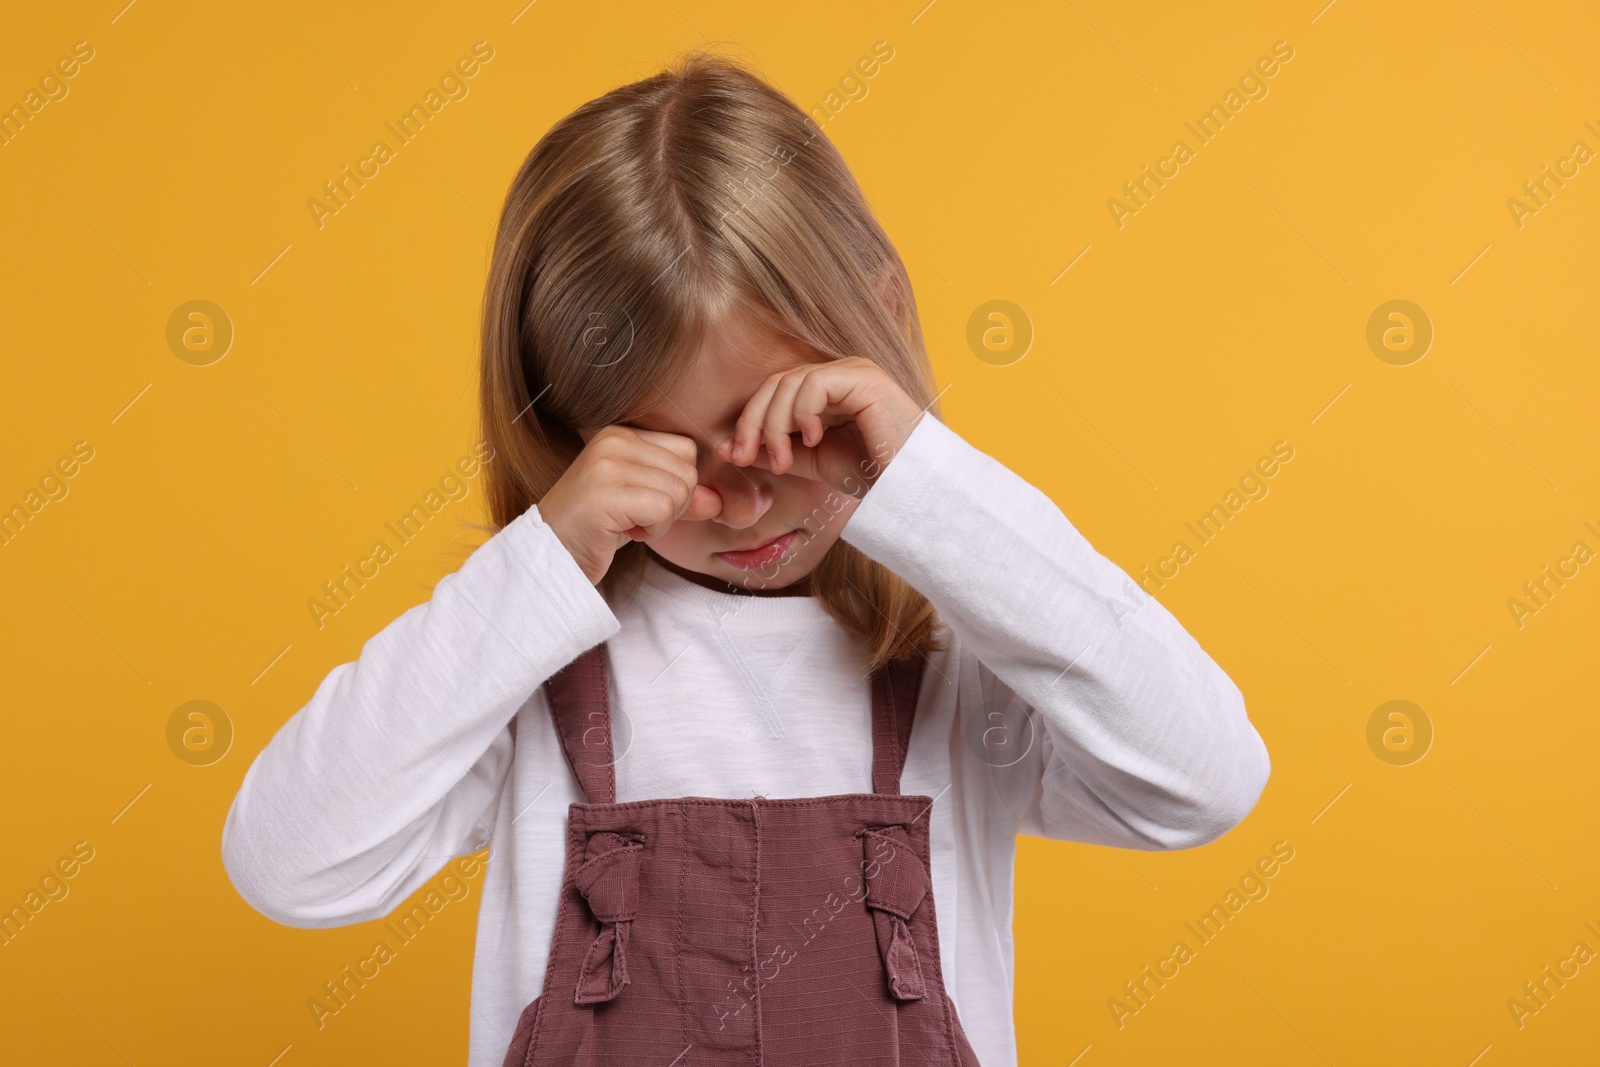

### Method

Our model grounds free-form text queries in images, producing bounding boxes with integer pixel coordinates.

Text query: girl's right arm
[220,502,619,928]
[221,423,711,928]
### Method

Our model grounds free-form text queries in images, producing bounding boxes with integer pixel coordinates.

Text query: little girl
[222,50,1270,1067]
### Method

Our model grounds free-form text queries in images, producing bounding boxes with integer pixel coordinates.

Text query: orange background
[2,1,1597,1064]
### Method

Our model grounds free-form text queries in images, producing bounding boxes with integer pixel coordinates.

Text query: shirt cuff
[494,500,621,652]
[841,410,968,558]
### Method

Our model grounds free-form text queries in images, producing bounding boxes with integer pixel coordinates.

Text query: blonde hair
[477,48,945,672]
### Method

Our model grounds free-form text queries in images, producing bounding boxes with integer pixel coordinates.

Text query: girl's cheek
[788,482,858,540]
[656,524,693,546]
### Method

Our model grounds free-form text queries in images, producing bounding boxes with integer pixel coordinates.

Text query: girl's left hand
[713,356,926,498]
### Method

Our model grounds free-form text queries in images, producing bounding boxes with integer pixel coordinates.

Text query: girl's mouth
[715,530,801,570]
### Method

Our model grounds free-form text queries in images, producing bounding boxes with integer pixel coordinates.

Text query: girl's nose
[700,455,774,531]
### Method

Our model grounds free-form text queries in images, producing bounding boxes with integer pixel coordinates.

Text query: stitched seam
[709,610,786,739]
[890,666,905,794]
[571,794,933,813]
[546,651,614,805]
[675,805,688,1067]
[891,652,930,797]
[858,830,922,920]
[907,818,963,1065]
[601,647,618,804]
[525,805,582,1067]
[547,687,583,801]
[750,797,764,1066]
[872,668,894,796]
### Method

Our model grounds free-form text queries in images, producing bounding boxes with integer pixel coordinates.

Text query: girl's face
[578,312,857,590]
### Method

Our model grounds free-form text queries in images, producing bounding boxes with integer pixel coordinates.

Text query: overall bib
[501,643,984,1066]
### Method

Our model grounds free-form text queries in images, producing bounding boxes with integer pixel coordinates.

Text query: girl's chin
[714,556,811,586]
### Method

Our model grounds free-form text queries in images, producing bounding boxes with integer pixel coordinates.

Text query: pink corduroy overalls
[500,642,983,1066]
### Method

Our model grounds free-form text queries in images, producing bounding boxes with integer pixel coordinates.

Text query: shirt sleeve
[220,502,620,927]
[840,412,1271,851]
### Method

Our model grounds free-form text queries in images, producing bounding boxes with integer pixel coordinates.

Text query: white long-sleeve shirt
[221,412,1271,1067]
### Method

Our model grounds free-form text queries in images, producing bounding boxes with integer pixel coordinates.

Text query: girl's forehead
[697,314,813,378]
[621,323,822,437]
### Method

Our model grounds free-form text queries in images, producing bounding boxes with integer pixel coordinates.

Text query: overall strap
[543,645,617,804]
[870,651,929,796]
[544,644,930,802]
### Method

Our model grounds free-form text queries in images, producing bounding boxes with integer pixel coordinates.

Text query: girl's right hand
[537,426,722,585]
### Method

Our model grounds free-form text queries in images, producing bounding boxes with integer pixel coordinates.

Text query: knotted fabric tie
[860,825,928,1001]
[572,831,643,1004]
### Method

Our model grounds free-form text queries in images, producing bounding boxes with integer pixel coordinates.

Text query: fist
[537,426,721,585]
[712,356,924,498]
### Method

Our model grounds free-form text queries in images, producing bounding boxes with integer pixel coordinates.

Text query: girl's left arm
[840,412,1272,851]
